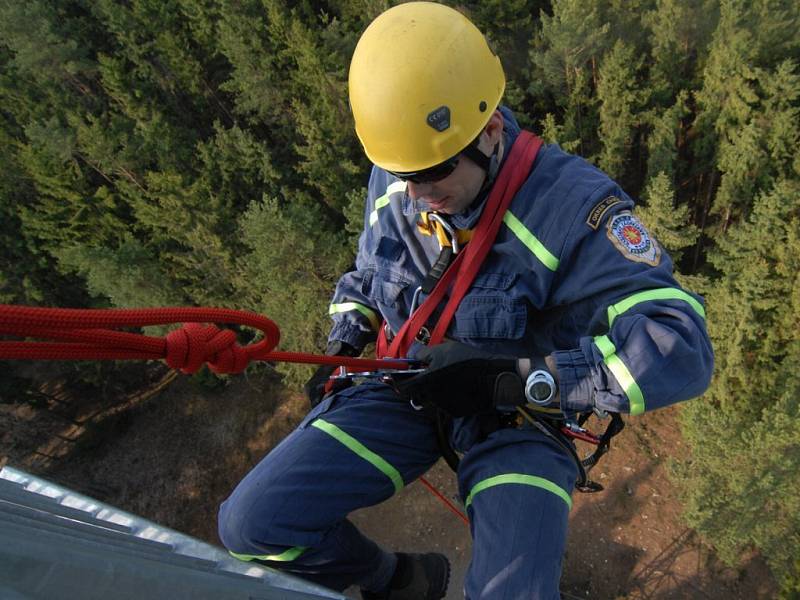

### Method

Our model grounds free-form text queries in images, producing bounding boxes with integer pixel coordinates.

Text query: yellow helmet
[349,2,505,174]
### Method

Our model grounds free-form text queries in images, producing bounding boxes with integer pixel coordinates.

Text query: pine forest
[1,0,798,594]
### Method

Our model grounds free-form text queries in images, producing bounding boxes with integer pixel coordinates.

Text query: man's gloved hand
[394,341,525,417]
[304,341,360,408]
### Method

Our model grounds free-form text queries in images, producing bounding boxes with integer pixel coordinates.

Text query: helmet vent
[479,101,487,112]
[427,106,451,132]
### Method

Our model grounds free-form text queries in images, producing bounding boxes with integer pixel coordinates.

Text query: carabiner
[428,213,460,254]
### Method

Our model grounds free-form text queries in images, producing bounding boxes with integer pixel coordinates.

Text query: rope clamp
[329,359,426,385]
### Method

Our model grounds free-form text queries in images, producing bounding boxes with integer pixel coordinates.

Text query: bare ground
[1,370,777,599]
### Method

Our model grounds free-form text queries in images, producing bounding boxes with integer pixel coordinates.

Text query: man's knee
[217,493,258,552]
[217,476,291,554]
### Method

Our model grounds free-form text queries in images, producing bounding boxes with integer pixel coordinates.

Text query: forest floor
[1,369,777,599]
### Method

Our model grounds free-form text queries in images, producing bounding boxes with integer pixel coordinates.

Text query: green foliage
[780,559,800,599]
[343,186,369,252]
[237,194,350,385]
[644,92,690,184]
[677,178,800,581]
[638,172,698,262]
[1,0,799,584]
[678,378,800,580]
[530,0,610,157]
[596,40,647,180]
[58,237,184,308]
[642,0,717,104]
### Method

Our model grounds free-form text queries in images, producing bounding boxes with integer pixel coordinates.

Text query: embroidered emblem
[606,212,661,266]
[587,196,624,230]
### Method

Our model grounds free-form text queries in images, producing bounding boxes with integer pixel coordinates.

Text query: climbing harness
[372,130,624,495]
[515,406,625,493]
[376,130,544,360]
[410,212,471,317]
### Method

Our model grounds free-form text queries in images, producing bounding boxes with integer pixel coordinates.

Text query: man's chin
[425,197,453,213]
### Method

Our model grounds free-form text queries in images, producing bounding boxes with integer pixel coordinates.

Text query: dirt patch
[347,406,776,599]
[2,373,777,599]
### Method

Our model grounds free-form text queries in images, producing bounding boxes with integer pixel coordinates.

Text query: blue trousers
[218,382,577,599]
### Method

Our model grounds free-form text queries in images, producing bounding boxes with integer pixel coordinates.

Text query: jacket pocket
[452,272,526,340]
[361,268,411,311]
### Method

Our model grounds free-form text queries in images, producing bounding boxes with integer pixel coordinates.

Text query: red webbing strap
[380,131,542,359]
[0,305,408,373]
[430,132,541,344]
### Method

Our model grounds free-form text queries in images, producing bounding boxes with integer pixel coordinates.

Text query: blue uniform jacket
[328,108,713,420]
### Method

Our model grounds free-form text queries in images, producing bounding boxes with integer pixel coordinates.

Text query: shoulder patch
[606,212,661,266]
[587,195,624,229]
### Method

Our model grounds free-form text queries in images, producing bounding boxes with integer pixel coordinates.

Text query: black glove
[304,341,360,408]
[394,341,525,417]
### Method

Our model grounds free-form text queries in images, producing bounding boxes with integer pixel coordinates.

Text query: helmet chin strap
[461,140,502,199]
[484,141,502,191]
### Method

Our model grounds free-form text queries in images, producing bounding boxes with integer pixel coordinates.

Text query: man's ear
[481,110,504,150]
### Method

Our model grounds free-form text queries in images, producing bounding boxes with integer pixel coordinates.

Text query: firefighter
[218,3,713,598]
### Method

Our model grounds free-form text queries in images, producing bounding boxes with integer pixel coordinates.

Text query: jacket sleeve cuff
[552,348,595,413]
[328,320,375,353]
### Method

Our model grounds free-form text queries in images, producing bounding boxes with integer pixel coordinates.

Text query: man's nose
[406,181,431,200]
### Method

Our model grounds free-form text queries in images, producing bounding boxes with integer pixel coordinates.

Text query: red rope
[0,304,471,524]
[430,132,542,345]
[0,305,408,373]
[418,476,469,526]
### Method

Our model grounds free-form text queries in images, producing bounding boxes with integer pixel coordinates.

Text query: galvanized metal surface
[0,466,346,600]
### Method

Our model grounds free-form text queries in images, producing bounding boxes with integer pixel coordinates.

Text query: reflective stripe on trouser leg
[457,427,578,600]
[217,382,440,592]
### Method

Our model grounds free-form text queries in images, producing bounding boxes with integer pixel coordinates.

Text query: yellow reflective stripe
[607,288,706,327]
[465,473,572,510]
[369,197,390,226]
[329,302,380,332]
[594,334,645,416]
[369,181,407,226]
[502,211,559,271]
[229,546,307,563]
[312,419,404,494]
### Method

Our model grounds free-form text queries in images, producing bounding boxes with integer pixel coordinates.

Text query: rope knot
[165,323,250,374]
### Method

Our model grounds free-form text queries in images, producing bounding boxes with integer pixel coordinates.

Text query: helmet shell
[349,2,505,172]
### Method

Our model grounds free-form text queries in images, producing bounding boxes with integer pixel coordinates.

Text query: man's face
[404,111,504,215]
[406,154,487,215]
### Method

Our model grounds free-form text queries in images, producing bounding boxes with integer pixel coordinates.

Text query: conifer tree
[693,1,799,233]
[638,172,698,263]
[596,39,646,181]
[644,92,689,184]
[0,125,45,304]
[642,0,718,105]
[58,237,184,308]
[261,0,363,209]
[677,177,800,580]
[237,193,352,384]
[529,0,610,157]
[600,0,654,56]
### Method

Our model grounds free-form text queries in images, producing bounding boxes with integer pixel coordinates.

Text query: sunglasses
[387,154,461,184]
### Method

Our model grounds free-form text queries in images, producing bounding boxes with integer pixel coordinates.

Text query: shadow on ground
[3,376,777,600]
